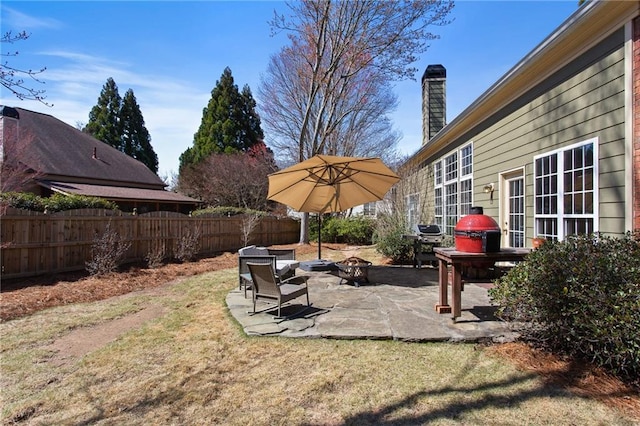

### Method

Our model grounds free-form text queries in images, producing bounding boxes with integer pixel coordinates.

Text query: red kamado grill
[454,206,501,253]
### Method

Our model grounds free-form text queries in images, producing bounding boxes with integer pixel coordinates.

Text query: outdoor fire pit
[335,257,372,287]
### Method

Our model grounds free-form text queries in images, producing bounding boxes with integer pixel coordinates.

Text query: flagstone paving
[226,265,519,343]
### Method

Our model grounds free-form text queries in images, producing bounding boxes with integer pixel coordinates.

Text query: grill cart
[403,224,443,268]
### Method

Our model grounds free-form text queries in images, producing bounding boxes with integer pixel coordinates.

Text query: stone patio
[226,264,519,343]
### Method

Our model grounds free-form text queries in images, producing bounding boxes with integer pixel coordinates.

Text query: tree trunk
[299,212,310,245]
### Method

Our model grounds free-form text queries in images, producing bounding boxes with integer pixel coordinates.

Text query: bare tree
[178,142,277,210]
[259,0,453,244]
[260,51,401,162]
[241,212,262,247]
[1,31,49,105]
[1,127,44,193]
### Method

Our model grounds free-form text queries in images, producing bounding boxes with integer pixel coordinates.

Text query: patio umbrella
[267,154,400,259]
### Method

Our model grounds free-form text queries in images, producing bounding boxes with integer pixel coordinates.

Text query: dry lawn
[1,243,638,425]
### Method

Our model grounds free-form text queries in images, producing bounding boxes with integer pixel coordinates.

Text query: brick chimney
[0,106,20,163]
[421,64,446,144]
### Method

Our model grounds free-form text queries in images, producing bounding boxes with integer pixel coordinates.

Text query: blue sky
[1,1,579,178]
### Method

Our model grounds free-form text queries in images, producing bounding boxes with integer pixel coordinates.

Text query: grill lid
[415,224,442,235]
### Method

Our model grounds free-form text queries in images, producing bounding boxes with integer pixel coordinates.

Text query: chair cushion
[276,260,299,276]
[278,283,308,299]
[239,245,269,256]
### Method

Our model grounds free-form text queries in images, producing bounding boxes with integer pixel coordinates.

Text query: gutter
[405,0,636,168]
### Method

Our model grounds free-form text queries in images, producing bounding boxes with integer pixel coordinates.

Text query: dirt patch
[46,304,167,366]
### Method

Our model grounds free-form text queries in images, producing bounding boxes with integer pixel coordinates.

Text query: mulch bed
[0,251,239,322]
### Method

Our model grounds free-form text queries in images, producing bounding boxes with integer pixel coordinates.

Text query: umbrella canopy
[268,155,400,214]
[268,155,400,260]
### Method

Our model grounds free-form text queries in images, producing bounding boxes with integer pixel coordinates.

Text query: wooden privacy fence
[1,208,300,279]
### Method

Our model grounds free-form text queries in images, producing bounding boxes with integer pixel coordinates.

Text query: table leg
[452,263,462,320]
[436,258,451,313]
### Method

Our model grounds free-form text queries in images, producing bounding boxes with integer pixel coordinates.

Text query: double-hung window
[460,144,473,216]
[434,143,473,236]
[406,193,420,230]
[362,202,376,217]
[534,138,597,240]
[434,162,443,230]
[444,152,458,236]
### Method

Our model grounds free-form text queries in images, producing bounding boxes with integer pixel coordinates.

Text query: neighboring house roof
[8,107,164,188]
[1,106,200,205]
[38,181,199,203]
[407,0,639,166]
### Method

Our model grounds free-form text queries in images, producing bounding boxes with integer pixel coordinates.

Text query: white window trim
[499,167,526,248]
[434,142,474,235]
[533,137,599,239]
[406,193,420,229]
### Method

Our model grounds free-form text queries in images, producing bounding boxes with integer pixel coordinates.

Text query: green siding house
[404,0,640,247]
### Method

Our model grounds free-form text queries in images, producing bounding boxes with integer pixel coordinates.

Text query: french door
[501,172,525,248]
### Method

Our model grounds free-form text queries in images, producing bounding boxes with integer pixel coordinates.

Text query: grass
[1,252,637,425]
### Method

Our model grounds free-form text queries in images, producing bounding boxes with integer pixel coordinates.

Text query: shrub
[0,192,44,211]
[310,215,375,245]
[0,192,117,212]
[191,206,251,217]
[86,222,131,276]
[145,240,169,269]
[372,213,412,263]
[174,226,201,262]
[240,212,264,247]
[489,232,640,384]
[45,193,117,211]
[338,216,375,244]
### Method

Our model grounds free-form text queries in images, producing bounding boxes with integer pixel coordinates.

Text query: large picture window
[406,193,420,230]
[434,143,473,236]
[534,139,597,240]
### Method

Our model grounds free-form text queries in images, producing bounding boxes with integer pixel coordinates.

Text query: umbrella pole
[317,214,322,260]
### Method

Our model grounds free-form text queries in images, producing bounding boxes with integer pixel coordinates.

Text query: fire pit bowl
[335,257,372,287]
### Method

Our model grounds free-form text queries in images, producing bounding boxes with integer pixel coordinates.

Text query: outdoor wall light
[483,183,494,193]
[483,183,495,203]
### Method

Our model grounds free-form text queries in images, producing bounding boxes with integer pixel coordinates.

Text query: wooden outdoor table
[433,247,531,320]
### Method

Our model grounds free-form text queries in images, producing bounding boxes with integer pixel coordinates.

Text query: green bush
[372,213,412,263]
[489,232,640,384]
[0,192,117,212]
[45,193,117,211]
[0,192,44,211]
[310,215,375,245]
[191,206,265,217]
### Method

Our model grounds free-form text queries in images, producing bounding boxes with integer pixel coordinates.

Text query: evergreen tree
[179,67,263,171]
[85,78,159,174]
[121,89,158,173]
[85,78,122,150]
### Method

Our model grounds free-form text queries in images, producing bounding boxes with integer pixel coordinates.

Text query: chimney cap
[0,106,20,119]
[422,64,446,80]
